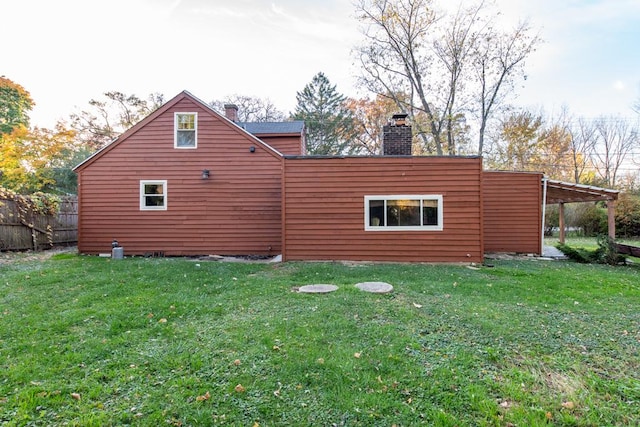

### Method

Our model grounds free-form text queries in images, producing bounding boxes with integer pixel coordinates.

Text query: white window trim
[140,180,168,211]
[174,112,198,149]
[364,195,443,231]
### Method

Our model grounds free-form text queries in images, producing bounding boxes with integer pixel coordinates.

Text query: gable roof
[239,121,304,135]
[73,90,284,172]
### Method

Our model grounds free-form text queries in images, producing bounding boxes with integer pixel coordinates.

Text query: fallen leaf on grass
[412,303,423,308]
[234,384,246,393]
[233,359,241,366]
[354,352,361,359]
[562,401,575,409]
[196,391,210,402]
[158,318,167,323]
[71,393,81,400]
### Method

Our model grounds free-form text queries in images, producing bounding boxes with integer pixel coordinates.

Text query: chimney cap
[391,112,408,126]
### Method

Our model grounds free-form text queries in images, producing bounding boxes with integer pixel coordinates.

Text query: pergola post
[607,200,616,240]
[558,202,565,244]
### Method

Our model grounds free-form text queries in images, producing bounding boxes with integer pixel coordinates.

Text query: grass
[1,254,639,426]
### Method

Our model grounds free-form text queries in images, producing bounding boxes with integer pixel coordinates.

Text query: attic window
[175,113,197,148]
[364,195,443,231]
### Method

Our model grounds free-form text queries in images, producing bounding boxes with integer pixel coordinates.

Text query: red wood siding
[282,157,483,263]
[76,96,283,256]
[256,135,303,156]
[483,171,542,254]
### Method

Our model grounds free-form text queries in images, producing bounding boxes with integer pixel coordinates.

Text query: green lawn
[1,254,639,426]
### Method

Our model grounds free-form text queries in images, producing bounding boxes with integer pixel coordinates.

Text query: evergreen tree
[293,72,355,155]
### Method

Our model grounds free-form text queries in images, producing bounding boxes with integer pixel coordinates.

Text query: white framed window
[175,112,197,148]
[364,195,443,231]
[140,180,167,210]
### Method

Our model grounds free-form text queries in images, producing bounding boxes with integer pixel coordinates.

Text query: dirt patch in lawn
[0,245,77,266]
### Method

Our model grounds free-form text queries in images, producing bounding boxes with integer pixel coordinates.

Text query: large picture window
[175,113,197,148]
[140,180,167,210]
[365,195,443,231]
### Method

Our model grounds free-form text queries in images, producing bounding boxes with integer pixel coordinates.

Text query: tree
[355,0,441,153]
[532,123,574,181]
[209,95,285,122]
[473,19,540,156]
[488,110,542,171]
[69,91,164,151]
[353,0,540,155]
[567,117,598,184]
[590,116,639,188]
[292,72,356,155]
[0,76,34,135]
[0,122,80,194]
[345,94,400,154]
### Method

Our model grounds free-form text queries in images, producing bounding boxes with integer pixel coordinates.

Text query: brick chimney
[382,113,412,155]
[224,104,238,122]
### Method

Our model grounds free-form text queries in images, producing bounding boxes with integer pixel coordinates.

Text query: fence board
[0,196,78,251]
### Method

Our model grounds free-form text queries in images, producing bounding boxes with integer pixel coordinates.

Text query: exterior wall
[76,96,283,256]
[257,135,303,156]
[483,171,542,254]
[282,156,483,263]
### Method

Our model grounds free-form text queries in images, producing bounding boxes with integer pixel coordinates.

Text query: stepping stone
[298,284,339,294]
[355,281,394,293]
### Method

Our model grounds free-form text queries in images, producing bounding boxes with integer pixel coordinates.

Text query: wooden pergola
[544,179,619,243]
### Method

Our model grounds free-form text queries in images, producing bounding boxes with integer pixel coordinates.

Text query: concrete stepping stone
[355,281,394,293]
[297,284,339,294]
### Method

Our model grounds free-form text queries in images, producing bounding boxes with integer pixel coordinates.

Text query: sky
[3,0,640,129]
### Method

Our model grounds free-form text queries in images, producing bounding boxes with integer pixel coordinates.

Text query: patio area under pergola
[543,179,619,244]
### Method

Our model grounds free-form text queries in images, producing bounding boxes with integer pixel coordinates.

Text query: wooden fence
[0,196,78,251]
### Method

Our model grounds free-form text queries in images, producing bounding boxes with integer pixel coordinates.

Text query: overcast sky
[3,0,639,129]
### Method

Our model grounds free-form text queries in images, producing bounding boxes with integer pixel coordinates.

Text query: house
[74,91,302,257]
[74,90,617,263]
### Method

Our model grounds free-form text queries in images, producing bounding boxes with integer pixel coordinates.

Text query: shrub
[615,193,640,238]
[571,202,607,236]
[556,235,626,266]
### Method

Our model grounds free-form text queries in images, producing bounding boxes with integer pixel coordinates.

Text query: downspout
[541,175,548,255]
